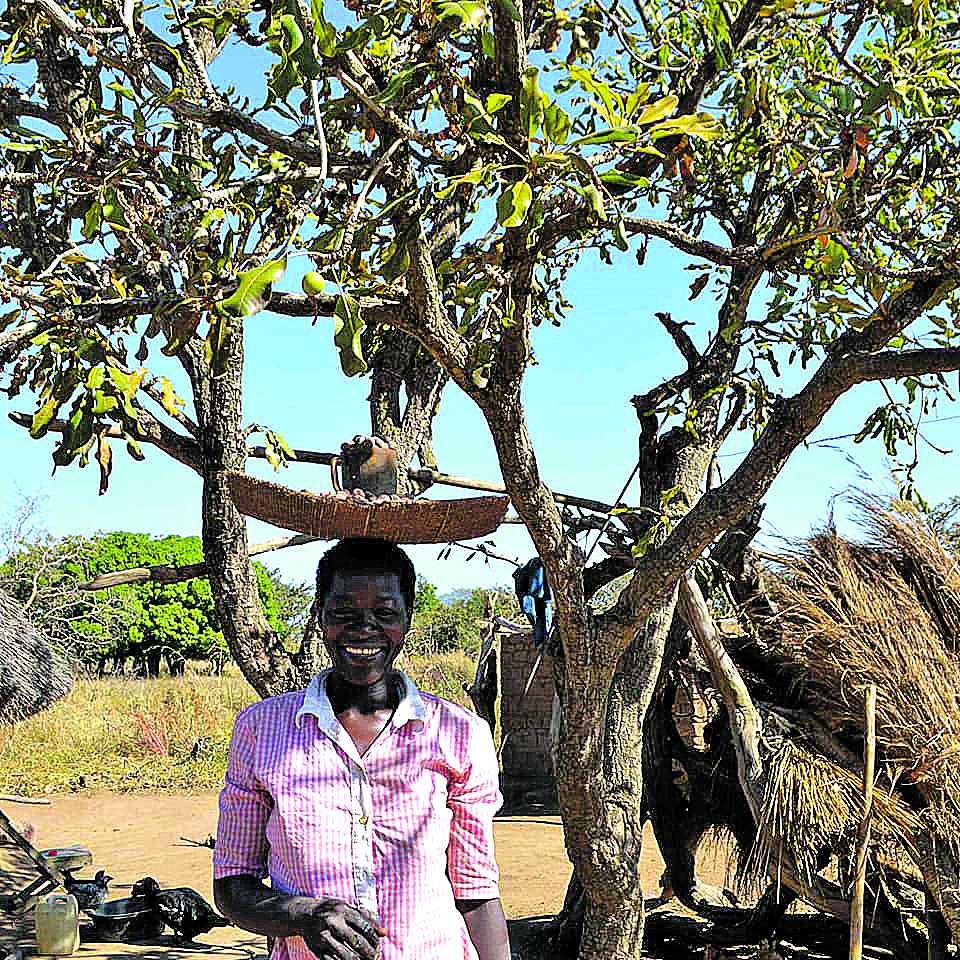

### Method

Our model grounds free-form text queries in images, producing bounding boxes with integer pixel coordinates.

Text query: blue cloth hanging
[513,557,552,647]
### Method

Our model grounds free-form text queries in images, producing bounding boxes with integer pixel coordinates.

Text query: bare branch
[78,532,322,591]
[655,311,700,365]
[679,573,763,818]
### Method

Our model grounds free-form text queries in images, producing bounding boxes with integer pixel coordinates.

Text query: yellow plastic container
[35,893,80,956]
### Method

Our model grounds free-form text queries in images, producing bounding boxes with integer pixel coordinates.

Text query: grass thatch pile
[746,738,921,890]
[0,588,72,724]
[748,491,960,878]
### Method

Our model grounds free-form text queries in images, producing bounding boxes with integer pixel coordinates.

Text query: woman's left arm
[455,897,511,960]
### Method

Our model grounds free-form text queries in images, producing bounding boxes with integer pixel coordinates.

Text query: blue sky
[3,236,958,594]
[3,17,959,595]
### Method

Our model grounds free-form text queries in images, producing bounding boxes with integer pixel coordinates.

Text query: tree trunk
[553,590,677,960]
[579,897,645,959]
[181,333,307,700]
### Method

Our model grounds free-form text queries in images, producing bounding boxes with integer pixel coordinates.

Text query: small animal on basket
[63,869,112,911]
[130,877,230,941]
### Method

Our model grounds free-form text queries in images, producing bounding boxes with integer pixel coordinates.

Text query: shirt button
[359,815,368,825]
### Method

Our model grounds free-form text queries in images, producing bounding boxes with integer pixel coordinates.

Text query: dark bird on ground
[131,876,230,941]
[63,869,112,911]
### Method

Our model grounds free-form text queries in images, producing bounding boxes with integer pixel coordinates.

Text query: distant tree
[0,529,143,667]
[410,584,519,653]
[0,530,285,675]
[929,496,960,555]
[414,575,440,614]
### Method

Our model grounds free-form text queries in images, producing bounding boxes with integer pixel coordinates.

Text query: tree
[0,530,284,674]
[409,584,517,652]
[413,574,440,614]
[0,526,144,666]
[3,0,960,956]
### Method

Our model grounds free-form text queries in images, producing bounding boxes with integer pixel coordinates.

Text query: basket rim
[225,471,510,544]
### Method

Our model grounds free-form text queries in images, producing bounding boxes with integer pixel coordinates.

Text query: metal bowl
[40,846,93,873]
[85,897,165,942]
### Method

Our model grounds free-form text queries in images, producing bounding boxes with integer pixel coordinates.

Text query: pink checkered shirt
[214,670,502,960]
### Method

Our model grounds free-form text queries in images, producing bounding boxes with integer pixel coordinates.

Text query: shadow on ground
[508,910,915,960]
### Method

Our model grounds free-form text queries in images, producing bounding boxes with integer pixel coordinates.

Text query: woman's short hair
[315,538,416,613]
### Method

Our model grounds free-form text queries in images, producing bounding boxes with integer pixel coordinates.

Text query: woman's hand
[214,877,383,960]
[300,899,383,960]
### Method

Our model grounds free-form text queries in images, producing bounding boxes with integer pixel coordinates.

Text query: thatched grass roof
[0,588,72,724]
[743,491,960,881]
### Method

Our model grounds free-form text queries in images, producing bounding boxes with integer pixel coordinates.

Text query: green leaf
[570,127,637,147]
[493,0,520,21]
[635,94,678,126]
[496,180,533,227]
[795,83,832,114]
[216,259,287,319]
[568,66,620,126]
[861,81,892,116]
[381,241,410,282]
[613,217,629,251]
[580,183,605,218]
[205,313,234,377]
[268,12,322,102]
[82,201,103,241]
[106,82,135,100]
[521,68,545,140]
[333,294,367,377]
[599,170,651,188]
[485,93,512,114]
[656,111,724,141]
[436,0,487,30]
[543,102,571,145]
[481,27,495,57]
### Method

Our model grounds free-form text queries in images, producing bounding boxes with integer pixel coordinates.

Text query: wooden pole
[848,683,877,960]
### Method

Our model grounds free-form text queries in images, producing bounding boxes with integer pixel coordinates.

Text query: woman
[213,538,511,960]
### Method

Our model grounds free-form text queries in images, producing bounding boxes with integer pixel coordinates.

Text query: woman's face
[319,569,410,687]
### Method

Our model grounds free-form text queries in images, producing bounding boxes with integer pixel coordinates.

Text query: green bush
[0,531,283,674]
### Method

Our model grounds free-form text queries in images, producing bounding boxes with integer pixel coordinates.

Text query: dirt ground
[2,791,688,960]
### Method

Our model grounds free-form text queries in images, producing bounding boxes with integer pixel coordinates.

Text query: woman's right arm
[214,875,382,960]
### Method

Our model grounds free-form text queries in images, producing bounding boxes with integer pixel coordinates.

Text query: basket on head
[226,472,510,544]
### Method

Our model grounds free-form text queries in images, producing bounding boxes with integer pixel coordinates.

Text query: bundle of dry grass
[0,589,72,725]
[758,490,960,856]
[745,738,921,890]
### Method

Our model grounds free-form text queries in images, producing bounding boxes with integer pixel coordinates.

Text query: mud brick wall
[499,630,554,779]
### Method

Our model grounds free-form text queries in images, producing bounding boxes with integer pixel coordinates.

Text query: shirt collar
[295,668,426,733]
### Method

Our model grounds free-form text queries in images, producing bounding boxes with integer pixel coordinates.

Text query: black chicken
[63,869,112,911]
[131,876,230,941]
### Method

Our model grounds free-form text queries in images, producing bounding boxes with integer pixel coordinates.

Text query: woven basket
[226,472,510,544]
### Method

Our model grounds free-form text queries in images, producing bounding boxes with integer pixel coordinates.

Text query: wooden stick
[926,888,950,960]
[848,683,877,960]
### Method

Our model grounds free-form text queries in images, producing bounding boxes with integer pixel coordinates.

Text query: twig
[848,683,877,960]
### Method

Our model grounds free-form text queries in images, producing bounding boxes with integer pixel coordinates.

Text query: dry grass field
[0,650,475,794]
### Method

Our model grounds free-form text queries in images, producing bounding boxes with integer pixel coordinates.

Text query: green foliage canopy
[0,531,282,668]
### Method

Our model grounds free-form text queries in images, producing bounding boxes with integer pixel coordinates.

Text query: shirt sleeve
[213,706,273,880]
[446,713,503,900]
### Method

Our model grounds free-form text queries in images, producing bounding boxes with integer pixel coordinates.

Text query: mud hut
[0,588,72,724]
[465,616,558,806]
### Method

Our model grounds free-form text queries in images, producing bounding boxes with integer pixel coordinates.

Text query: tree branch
[79,532,322,591]
[8,408,203,473]
[606,269,960,625]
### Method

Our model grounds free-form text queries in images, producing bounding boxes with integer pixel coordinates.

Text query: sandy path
[3,792,676,959]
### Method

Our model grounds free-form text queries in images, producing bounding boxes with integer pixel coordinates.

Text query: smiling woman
[213,538,511,960]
